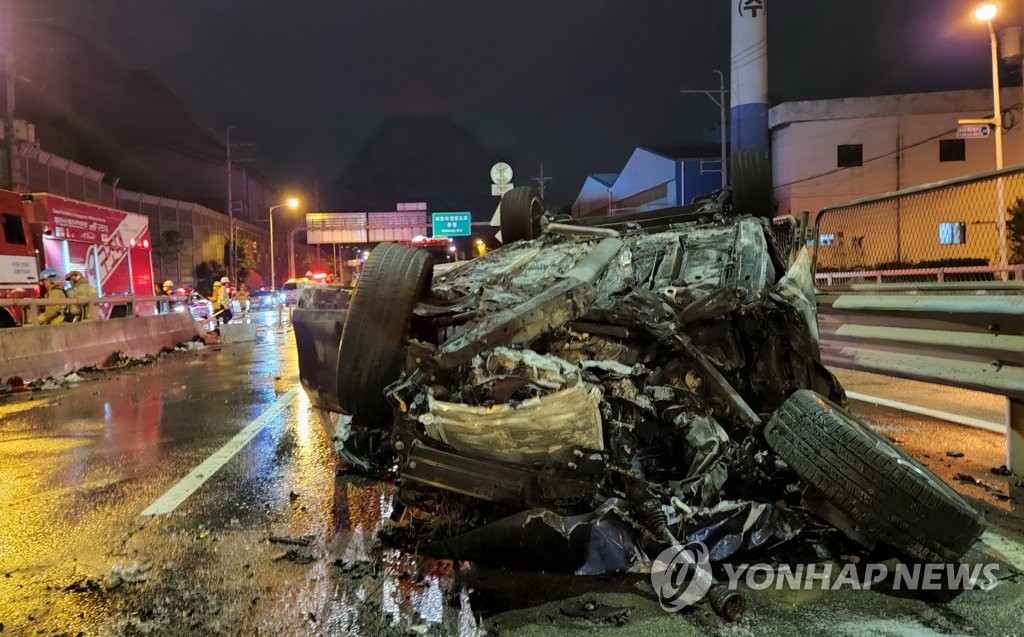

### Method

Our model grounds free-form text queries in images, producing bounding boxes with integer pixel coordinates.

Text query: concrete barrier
[217,323,257,343]
[0,313,204,382]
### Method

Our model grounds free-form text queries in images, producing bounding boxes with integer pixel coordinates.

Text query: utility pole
[681,69,729,189]
[226,126,235,283]
[531,164,552,199]
[4,0,18,190]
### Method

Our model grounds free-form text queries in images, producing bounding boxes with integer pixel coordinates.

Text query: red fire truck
[0,189,156,326]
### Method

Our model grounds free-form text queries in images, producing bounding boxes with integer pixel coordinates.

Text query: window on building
[939,139,966,162]
[939,222,967,245]
[0,213,27,245]
[819,233,836,247]
[837,144,863,168]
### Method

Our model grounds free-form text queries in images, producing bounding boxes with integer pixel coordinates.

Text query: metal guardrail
[816,265,1024,287]
[0,295,191,326]
[818,293,1024,471]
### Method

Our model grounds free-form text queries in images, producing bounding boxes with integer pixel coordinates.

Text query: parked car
[280,279,305,305]
[250,288,284,310]
[185,292,214,320]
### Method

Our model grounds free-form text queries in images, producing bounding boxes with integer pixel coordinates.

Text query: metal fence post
[1009,397,1024,473]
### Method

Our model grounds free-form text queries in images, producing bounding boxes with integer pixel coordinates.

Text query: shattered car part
[560,598,632,624]
[295,192,985,609]
[417,348,604,466]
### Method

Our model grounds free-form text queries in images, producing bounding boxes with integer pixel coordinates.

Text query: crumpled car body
[295,196,984,603]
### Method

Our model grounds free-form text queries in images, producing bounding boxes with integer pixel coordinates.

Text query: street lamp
[269,197,301,289]
[975,2,998,22]
[971,2,1009,273]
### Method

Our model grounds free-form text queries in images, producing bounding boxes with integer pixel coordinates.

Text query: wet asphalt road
[1,312,1023,636]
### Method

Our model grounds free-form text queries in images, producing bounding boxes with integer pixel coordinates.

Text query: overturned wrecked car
[294,187,985,613]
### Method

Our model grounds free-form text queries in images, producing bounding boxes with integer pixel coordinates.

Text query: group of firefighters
[37,270,249,326]
[37,268,98,325]
[159,276,248,324]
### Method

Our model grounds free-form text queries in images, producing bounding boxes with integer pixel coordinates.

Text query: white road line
[140,387,300,516]
[846,391,1004,434]
[981,531,1024,572]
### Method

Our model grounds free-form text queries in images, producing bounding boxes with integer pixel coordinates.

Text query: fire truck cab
[0,190,38,327]
[0,189,157,326]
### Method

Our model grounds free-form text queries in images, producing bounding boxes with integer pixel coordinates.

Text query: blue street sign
[432,212,472,237]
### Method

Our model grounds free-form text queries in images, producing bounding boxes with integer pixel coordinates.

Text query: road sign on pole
[432,212,472,237]
[490,162,513,185]
[956,123,991,139]
[491,183,513,196]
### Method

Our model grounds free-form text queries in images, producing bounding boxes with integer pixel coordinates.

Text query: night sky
[26,0,1004,206]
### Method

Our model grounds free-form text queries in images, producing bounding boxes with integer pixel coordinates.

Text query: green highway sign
[432,211,472,237]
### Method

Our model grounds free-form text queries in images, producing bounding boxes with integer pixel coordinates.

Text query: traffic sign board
[956,124,991,139]
[432,212,472,237]
[491,183,513,196]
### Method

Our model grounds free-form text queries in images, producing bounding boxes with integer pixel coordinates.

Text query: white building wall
[771,88,1024,217]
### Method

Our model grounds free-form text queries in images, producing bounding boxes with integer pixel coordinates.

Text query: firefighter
[38,269,67,325]
[217,276,233,324]
[64,271,97,321]
[158,280,174,314]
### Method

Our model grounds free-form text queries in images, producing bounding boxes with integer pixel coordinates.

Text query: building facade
[771,89,1024,270]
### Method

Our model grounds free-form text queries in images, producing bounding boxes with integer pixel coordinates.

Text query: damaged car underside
[294,188,985,616]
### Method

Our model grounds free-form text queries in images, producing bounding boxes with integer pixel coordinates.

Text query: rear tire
[500,186,545,243]
[336,243,434,426]
[764,390,985,563]
[0,309,16,328]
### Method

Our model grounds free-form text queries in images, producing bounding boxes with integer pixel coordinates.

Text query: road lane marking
[981,531,1024,571]
[140,387,300,516]
[846,391,1004,434]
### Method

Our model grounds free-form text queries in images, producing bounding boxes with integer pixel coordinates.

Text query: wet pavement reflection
[0,309,1022,636]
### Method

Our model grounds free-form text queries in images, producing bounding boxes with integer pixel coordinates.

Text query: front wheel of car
[336,243,434,427]
[764,389,985,563]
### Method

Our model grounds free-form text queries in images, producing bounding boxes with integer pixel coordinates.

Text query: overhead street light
[269,197,302,289]
[968,1,1009,274]
[974,2,998,22]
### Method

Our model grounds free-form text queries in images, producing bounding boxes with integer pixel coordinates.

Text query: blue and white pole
[730,0,773,216]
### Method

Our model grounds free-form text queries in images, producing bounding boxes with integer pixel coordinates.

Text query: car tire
[336,243,434,426]
[500,186,545,243]
[764,389,985,563]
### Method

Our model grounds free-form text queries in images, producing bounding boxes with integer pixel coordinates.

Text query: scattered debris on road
[271,549,315,565]
[954,473,1011,500]
[946,450,965,458]
[559,598,631,625]
[268,534,314,547]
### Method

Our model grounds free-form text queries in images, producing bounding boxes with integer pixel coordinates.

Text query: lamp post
[269,197,301,289]
[972,2,1008,273]
[973,1,1022,473]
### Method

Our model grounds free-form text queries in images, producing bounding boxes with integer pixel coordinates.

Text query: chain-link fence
[115,189,269,292]
[813,166,1024,288]
[15,142,117,206]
